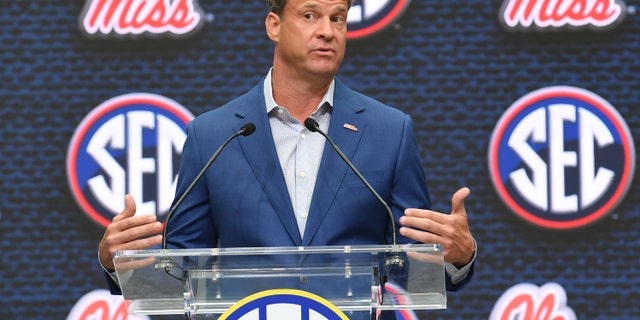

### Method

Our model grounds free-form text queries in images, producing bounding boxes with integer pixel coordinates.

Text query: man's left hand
[399,187,475,268]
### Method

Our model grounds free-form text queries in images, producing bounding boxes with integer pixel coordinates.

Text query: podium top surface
[114,243,442,259]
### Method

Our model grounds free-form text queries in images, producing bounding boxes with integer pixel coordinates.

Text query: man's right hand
[98,194,164,272]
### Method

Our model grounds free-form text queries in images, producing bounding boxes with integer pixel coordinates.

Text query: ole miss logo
[499,0,627,31]
[347,0,411,39]
[489,283,576,320]
[79,0,205,38]
[67,93,194,227]
[67,289,150,320]
[488,86,635,230]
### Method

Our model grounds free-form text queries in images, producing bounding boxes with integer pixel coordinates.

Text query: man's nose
[316,17,335,39]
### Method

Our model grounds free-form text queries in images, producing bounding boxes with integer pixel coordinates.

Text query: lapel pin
[343,123,358,132]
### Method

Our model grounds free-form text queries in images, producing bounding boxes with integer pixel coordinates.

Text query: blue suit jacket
[167,78,430,249]
[105,78,473,294]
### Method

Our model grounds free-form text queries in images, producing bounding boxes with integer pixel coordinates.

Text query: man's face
[274,0,348,78]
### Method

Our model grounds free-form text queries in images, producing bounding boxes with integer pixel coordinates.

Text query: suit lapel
[302,82,366,245]
[234,84,302,245]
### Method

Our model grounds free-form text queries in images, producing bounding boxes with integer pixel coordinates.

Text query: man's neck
[271,67,333,122]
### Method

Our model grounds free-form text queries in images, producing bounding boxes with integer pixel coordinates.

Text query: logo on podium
[219,289,349,320]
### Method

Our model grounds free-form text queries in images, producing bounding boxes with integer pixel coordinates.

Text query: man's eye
[304,13,316,20]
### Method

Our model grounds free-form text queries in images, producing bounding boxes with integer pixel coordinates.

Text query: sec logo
[67,93,194,227]
[347,0,411,39]
[219,289,349,320]
[488,86,635,229]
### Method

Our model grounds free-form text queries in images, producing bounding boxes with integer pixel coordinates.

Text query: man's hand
[399,187,475,268]
[98,194,164,272]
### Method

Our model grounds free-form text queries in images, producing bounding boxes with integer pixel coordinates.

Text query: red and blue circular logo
[219,289,349,320]
[347,0,411,39]
[488,86,635,229]
[67,93,194,227]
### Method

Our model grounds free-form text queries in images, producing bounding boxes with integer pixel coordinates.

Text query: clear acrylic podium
[114,244,446,318]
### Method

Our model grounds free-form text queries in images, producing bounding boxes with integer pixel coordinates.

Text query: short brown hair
[267,0,352,16]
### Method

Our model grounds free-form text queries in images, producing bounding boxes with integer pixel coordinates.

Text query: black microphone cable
[304,116,399,249]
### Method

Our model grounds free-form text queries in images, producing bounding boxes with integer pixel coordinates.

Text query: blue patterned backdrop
[1,1,639,319]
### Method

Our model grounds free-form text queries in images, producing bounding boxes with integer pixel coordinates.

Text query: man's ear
[265,12,281,42]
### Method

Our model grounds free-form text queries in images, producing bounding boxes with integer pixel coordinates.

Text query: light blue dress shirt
[263,69,333,238]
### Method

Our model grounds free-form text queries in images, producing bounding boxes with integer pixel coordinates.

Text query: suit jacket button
[299,276,309,284]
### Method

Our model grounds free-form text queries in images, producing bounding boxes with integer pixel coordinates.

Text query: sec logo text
[67,93,194,227]
[219,289,349,320]
[488,86,635,229]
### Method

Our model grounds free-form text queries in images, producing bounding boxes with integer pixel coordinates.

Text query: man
[99,0,476,313]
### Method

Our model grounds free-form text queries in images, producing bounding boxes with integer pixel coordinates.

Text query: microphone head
[304,118,319,132]
[240,123,256,136]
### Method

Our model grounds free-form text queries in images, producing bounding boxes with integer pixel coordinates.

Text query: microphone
[161,122,256,249]
[304,116,405,298]
[303,117,401,250]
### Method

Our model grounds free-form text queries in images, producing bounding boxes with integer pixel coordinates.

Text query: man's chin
[307,63,339,77]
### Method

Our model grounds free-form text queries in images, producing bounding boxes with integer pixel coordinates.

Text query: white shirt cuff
[444,239,477,285]
[98,251,120,282]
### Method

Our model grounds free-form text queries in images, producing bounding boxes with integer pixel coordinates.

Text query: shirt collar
[263,68,335,115]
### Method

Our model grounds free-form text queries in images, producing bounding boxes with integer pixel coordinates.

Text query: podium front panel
[114,244,446,316]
